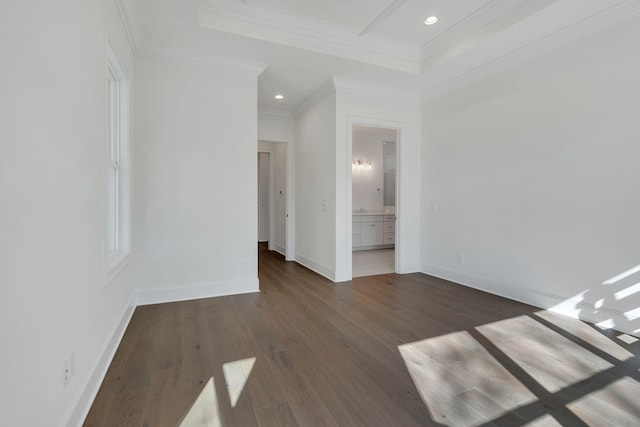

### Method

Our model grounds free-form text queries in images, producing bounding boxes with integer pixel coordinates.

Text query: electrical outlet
[321,199,328,212]
[240,259,248,271]
[456,253,465,264]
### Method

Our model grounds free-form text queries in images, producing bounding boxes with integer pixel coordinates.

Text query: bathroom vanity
[352,210,395,251]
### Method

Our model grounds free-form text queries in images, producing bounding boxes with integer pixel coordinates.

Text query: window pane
[106,165,118,254]
[106,46,129,277]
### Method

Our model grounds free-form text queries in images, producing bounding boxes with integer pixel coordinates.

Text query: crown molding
[135,47,268,76]
[114,0,140,54]
[422,0,640,103]
[292,78,337,118]
[198,2,420,74]
[115,0,268,76]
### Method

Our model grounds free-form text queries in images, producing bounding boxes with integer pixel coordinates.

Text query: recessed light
[274,94,284,100]
[424,16,438,25]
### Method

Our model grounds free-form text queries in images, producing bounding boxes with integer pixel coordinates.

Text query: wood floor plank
[85,243,640,426]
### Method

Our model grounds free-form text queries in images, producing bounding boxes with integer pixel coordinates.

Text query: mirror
[383,141,396,207]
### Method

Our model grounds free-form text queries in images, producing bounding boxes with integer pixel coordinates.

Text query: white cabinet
[383,232,395,244]
[361,221,383,246]
[352,214,395,251]
[352,220,361,248]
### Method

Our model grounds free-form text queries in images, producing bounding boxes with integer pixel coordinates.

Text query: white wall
[421,16,640,337]
[0,1,136,426]
[258,110,295,259]
[134,56,261,304]
[294,92,337,279]
[352,132,386,211]
[336,81,422,281]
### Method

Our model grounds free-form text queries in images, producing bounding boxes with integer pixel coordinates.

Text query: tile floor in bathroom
[352,248,395,278]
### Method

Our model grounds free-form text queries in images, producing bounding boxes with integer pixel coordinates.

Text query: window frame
[105,43,131,282]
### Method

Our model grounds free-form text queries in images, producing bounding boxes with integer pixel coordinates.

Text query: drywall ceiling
[198,0,500,73]
[118,0,640,112]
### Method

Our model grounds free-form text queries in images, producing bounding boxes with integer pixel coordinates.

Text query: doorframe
[258,140,294,260]
[257,150,274,250]
[346,116,403,280]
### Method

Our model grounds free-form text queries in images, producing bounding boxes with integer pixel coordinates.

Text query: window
[105,45,130,280]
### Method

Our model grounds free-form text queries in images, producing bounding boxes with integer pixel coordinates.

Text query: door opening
[257,140,289,259]
[351,125,398,278]
[257,152,270,244]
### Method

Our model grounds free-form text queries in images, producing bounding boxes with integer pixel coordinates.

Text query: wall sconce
[352,159,372,169]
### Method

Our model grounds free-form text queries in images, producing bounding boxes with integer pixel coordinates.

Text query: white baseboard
[136,279,260,306]
[274,244,286,256]
[62,292,136,427]
[421,263,640,338]
[295,253,335,282]
[61,278,260,426]
[398,262,420,275]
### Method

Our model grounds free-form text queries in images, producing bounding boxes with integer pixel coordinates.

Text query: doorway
[257,152,270,244]
[257,141,288,257]
[351,125,398,278]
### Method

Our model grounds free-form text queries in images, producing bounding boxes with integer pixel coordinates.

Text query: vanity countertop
[352,209,395,216]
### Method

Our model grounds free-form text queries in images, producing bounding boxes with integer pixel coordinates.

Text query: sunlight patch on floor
[534,310,633,361]
[477,315,612,393]
[180,357,256,426]
[567,376,640,425]
[522,414,562,426]
[180,377,221,427]
[223,357,256,407]
[399,330,536,427]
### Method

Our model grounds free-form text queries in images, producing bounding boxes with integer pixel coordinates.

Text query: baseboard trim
[136,279,260,306]
[421,263,639,338]
[398,262,421,275]
[65,278,260,426]
[274,244,286,257]
[295,253,335,282]
[63,292,136,427]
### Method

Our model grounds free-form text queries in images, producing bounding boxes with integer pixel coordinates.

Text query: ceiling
[118,0,638,113]
[200,0,497,52]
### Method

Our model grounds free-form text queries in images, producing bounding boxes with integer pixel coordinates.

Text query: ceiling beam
[358,0,408,37]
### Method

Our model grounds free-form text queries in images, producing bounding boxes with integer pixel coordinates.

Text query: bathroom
[352,125,397,277]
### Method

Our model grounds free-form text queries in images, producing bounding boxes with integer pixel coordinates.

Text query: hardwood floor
[85,244,640,426]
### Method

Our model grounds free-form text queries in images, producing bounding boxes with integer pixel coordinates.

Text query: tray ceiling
[119,0,640,111]
[199,0,504,73]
